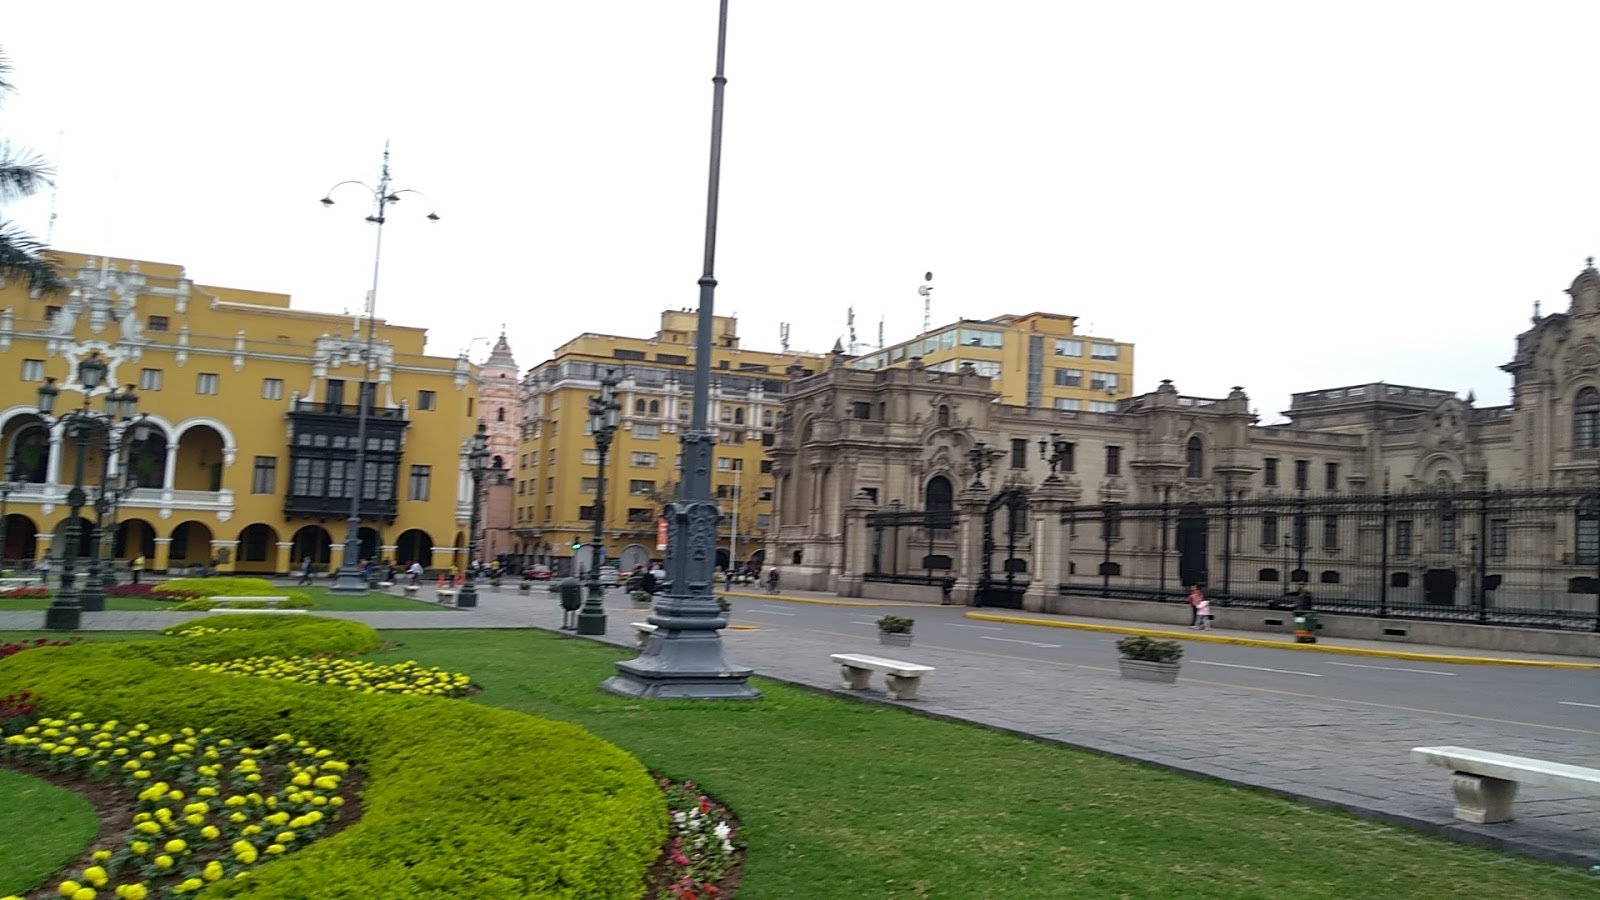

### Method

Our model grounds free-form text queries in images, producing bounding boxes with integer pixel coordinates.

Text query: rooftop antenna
[779,322,791,353]
[45,131,64,245]
[918,271,933,334]
[878,315,885,351]
[847,306,859,355]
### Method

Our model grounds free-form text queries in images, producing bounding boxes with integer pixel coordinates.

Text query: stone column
[275,541,293,576]
[953,486,991,605]
[1025,481,1072,612]
[162,444,178,497]
[837,490,878,598]
[213,539,240,575]
[328,542,347,574]
[45,422,64,487]
[153,537,172,574]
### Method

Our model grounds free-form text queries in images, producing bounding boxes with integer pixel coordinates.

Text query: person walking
[297,555,314,586]
[131,555,145,585]
[407,560,423,586]
[1191,584,1214,631]
[1187,583,1204,629]
[766,567,780,595]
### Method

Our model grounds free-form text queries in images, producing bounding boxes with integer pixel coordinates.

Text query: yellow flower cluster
[161,625,246,638]
[185,654,474,697]
[0,715,348,898]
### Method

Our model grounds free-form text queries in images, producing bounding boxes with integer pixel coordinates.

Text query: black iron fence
[863,507,957,588]
[1060,488,1600,632]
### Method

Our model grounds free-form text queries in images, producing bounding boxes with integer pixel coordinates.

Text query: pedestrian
[1187,583,1205,629]
[132,555,145,585]
[767,567,780,595]
[37,555,50,585]
[298,556,314,586]
[1192,584,1214,631]
[407,560,423,586]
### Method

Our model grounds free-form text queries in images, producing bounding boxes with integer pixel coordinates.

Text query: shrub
[157,577,313,610]
[105,582,203,599]
[1116,635,1184,663]
[875,615,915,634]
[0,616,664,898]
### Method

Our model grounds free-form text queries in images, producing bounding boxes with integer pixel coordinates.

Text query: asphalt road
[729,599,1600,734]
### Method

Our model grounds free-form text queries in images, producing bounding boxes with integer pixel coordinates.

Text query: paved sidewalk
[2,583,1597,868]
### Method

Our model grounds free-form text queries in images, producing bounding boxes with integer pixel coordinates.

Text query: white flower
[714,822,731,841]
[672,811,686,825]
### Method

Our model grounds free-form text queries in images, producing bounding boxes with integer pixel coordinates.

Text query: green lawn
[366,629,1600,900]
[0,587,430,613]
[0,768,99,896]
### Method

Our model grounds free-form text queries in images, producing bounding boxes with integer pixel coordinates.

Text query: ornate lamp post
[578,369,621,635]
[0,479,13,568]
[319,145,439,595]
[967,441,1003,490]
[604,0,760,698]
[36,354,138,629]
[1038,432,1073,481]
[458,421,489,609]
[85,402,147,595]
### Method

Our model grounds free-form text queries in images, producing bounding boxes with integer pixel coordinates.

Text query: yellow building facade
[0,252,480,575]
[512,311,825,574]
[848,312,1136,410]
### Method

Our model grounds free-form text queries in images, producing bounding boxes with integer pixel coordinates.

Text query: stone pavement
[2,582,1596,868]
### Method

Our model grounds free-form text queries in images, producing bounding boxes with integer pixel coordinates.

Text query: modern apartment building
[0,252,480,574]
[511,310,824,574]
[848,311,1135,410]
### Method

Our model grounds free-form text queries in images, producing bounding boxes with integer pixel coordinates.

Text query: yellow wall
[0,251,479,574]
[514,311,822,570]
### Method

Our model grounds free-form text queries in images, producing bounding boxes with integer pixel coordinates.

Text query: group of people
[1188,583,1314,630]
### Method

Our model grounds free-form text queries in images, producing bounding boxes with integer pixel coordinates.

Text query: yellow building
[513,310,825,574]
[0,252,480,575]
[848,312,1136,410]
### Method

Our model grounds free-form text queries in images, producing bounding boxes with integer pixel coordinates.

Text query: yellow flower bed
[164,626,245,639]
[185,656,473,698]
[1,716,348,899]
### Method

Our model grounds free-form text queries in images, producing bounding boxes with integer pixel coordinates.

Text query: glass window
[581,477,599,493]
[1054,398,1081,411]
[147,315,170,332]
[251,457,276,494]
[1105,445,1121,476]
[1088,400,1117,413]
[1577,388,1600,450]
[1262,514,1278,546]
[629,479,655,495]
[417,390,437,411]
[1323,515,1339,550]
[1054,339,1083,357]
[1325,462,1339,492]
[1091,372,1118,392]
[1489,519,1508,558]
[1054,368,1082,387]
[1011,438,1028,469]
[636,424,660,439]
[408,465,431,501]
[631,452,657,467]
[1396,520,1414,556]
[1263,458,1278,487]
[1091,343,1119,360]
[140,368,163,391]
[197,373,220,395]
[1438,501,1457,552]
[1294,459,1309,491]
[20,359,44,382]
[582,449,601,464]
[960,328,1003,348]
[1186,436,1203,478]
[261,378,283,400]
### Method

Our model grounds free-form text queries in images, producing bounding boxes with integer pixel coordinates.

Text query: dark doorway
[1176,503,1207,588]
[976,488,1029,608]
[1422,569,1457,606]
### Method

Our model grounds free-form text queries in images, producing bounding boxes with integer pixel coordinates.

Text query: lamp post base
[576,589,607,635]
[44,601,82,632]
[456,582,478,608]
[601,599,760,700]
[329,566,369,596]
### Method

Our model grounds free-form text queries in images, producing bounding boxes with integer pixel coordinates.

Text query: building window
[1395,520,1414,557]
[1054,398,1081,411]
[147,315,170,332]
[261,378,284,400]
[497,407,506,422]
[636,424,660,439]
[579,505,596,520]
[1293,514,1309,551]
[631,452,657,467]
[937,405,950,426]
[1088,400,1117,413]
[1263,458,1278,487]
[1102,503,1122,540]
[1578,388,1600,450]
[581,477,599,493]
[1578,499,1600,566]
[44,305,61,321]
[196,373,220,395]
[627,507,654,524]
[759,460,773,474]
[1105,445,1121,477]
[761,432,775,447]
[1054,339,1082,357]
[629,479,655,495]
[20,358,44,382]
[1489,519,1508,558]
[1054,368,1082,387]
[650,400,661,416]
[1294,459,1309,491]
[1090,372,1118,392]
[409,465,431,501]
[140,368,163,391]
[1325,462,1339,492]
[635,399,647,415]
[925,475,953,531]
[1323,515,1339,551]
[717,458,743,472]
[762,408,773,427]
[1262,514,1278,547]
[734,408,745,425]
[851,401,872,420]
[251,457,276,494]
[758,488,773,501]
[1438,501,1457,552]
[1090,343,1119,361]
[582,449,601,465]
[416,390,436,411]
[1011,438,1028,469]
[1185,436,1203,479]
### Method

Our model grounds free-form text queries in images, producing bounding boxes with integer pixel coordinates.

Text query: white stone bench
[632,621,659,647]
[1411,745,1600,824]
[207,608,309,615]
[830,653,935,701]
[209,596,291,609]
[403,584,420,595]
[436,589,458,606]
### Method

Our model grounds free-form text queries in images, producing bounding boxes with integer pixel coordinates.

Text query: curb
[964,612,1600,670]
[723,590,922,608]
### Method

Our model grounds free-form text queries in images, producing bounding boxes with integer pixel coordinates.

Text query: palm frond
[0,47,13,97]
[0,142,53,202]
[0,220,66,294]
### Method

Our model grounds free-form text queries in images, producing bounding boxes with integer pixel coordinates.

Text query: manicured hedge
[159,578,314,611]
[0,616,665,899]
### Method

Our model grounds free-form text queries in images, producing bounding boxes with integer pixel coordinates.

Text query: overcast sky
[6,2,1598,422]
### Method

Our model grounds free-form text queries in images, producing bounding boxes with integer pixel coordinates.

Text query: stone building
[476,331,520,566]
[766,263,1600,631]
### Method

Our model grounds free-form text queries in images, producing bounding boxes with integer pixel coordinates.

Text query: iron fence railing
[1058,488,1600,632]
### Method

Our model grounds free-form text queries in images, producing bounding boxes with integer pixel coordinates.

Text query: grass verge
[369,629,1600,900]
[0,767,99,896]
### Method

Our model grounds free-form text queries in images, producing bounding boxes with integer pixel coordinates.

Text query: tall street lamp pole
[457,421,489,609]
[578,369,620,635]
[82,405,147,600]
[320,144,439,595]
[0,479,13,567]
[36,355,138,630]
[604,0,760,699]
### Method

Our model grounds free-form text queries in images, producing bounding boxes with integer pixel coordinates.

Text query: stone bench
[632,621,659,647]
[436,589,458,606]
[205,608,309,615]
[209,596,291,609]
[830,653,935,701]
[1411,745,1600,824]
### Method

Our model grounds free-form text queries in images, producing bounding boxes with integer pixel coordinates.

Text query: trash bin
[558,577,583,631]
[1293,611,1318,644]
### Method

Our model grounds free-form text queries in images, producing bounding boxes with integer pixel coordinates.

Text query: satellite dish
[917,285,932,297]
[924,272,933,282]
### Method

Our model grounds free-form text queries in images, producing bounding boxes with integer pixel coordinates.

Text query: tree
[0,48,65,294]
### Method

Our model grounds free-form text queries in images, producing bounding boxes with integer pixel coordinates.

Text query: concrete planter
[519,582,533,593]
[878,631,914,648]
[1118,658,1179,684]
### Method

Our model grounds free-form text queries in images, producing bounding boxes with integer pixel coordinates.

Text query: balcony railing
[284,493,399,521]
[289,398,407,419]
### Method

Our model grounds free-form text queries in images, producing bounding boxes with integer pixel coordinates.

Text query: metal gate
[975,488,1029,608]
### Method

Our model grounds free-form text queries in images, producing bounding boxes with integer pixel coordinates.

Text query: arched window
[762,409,774,428]
[734,408,745,425]
[635,399,647,415]
[1579,497,1600,566]
[1577,388,1600,450]
[649,400,660,415]
[937,405,950,427]
[1437,499,1457,553]
[1186,436,1204,479]
[496,407,506,422]
[925,475,953,531]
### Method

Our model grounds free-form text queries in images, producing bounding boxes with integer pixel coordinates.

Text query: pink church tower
[478,329,521,567]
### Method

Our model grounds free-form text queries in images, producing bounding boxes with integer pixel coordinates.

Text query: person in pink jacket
[1189,584,1212,630]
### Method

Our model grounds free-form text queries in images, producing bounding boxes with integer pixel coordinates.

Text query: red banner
[656,518,668,551]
